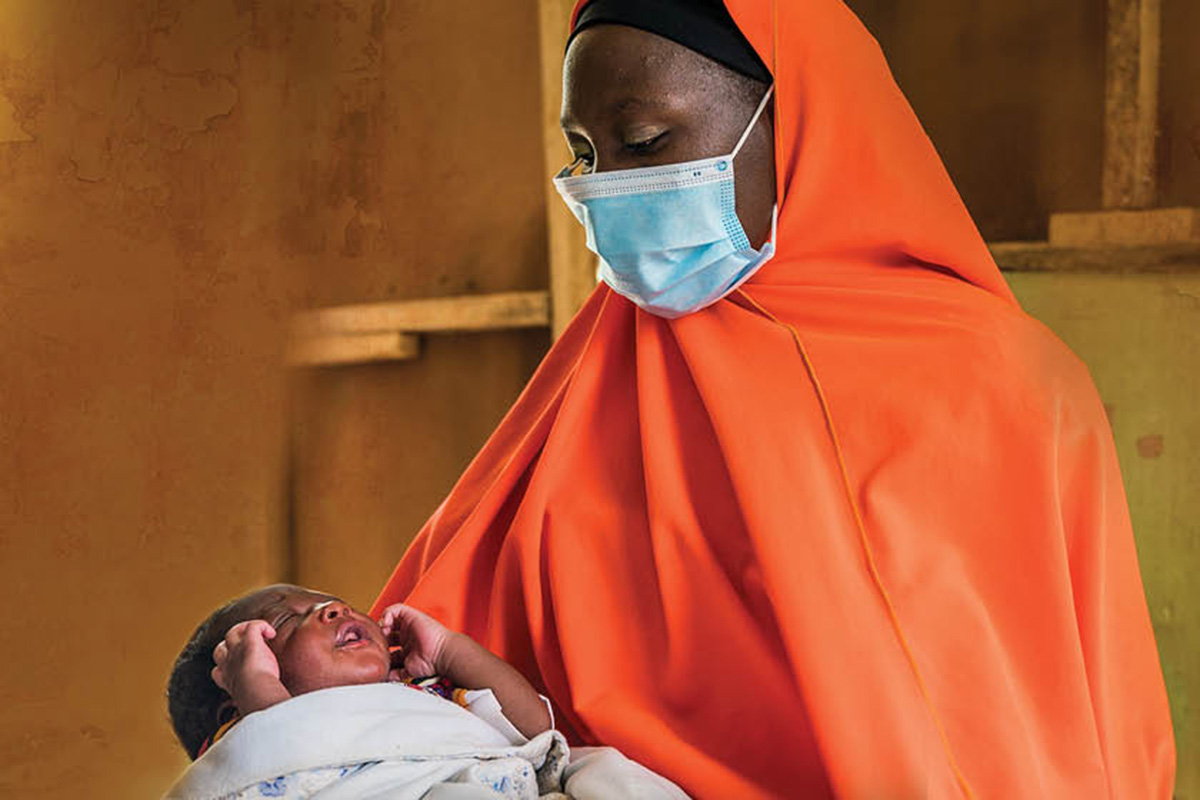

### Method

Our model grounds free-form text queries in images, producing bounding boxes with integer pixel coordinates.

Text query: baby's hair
[166,594,258,759]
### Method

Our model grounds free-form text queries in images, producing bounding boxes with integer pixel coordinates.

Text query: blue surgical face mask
[554,86,776,319]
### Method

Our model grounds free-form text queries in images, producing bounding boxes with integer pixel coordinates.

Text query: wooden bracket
[287,331,421,367]
[288,291,551,368]
[990,241,1200,273]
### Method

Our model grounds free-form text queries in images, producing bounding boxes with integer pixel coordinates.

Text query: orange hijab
[375,1,1175,796]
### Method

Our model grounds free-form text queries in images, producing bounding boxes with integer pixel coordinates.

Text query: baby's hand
[378,604,452,681]
[212,620,289,713]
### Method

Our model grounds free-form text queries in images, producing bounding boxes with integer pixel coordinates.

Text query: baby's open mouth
[335,620,371,648]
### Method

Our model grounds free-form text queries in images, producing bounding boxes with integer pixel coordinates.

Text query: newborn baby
[165,584,686,799]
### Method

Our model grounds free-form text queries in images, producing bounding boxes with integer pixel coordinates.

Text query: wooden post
[538,0,597,339]
[1102,0,1162,209]
[1040,0,1198,250]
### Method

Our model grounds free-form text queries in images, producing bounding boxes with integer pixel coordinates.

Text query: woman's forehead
[563,26,739,121]
[565,25,715,92]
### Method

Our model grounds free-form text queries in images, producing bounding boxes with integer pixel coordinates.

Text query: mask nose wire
[731,85,775,161]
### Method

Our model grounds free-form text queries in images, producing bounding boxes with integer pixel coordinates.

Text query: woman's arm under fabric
[438,631,553,739]
[1055,364,1177,796]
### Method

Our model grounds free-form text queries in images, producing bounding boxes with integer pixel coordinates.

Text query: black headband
[568,0,771,84]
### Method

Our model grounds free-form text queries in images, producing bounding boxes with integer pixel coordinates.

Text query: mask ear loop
[731,85,775,160]
[732,86,777,248]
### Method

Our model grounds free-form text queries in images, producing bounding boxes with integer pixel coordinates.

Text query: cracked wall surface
[0,1,289,796]
[0,0,547,796]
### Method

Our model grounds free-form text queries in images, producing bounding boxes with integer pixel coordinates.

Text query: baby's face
[242,585,391,695]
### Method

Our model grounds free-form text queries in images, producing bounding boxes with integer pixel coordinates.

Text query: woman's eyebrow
[560,96,664,130]
[612,96,654,113]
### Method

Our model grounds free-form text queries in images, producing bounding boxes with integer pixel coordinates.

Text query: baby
[166,584,686,799]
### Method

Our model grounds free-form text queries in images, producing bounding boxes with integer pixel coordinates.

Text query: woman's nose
[318,601,350,623]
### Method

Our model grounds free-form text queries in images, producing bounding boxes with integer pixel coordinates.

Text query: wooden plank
[290,291,551,338]
[1102,0,1162,209]
[287,332,421,368]
[538,0,598,338]
[1050,208,1200,247]
[990,241,1200,273]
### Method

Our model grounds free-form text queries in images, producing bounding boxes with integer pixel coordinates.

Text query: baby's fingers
[226,619,275,644]
[210,664,230,692]
[378,604,412,639]
[210,639,231,690]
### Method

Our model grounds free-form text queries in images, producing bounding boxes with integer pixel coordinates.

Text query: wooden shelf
[287,331,421,367]
[990,241,1200,273]
[1049,208,1200,247]
[291,291,550,338]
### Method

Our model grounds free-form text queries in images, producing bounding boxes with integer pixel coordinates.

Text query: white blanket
[165,684,687,799]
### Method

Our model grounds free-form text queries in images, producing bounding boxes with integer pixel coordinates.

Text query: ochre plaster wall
[851,0,1200,233]
[284,0,551,612]
[2,0,548,796]
[0,2,293,796]
[1160,0,1200,209]
[848,0,1108,240]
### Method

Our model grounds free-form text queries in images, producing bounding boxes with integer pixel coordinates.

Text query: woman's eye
[624,132,666,155]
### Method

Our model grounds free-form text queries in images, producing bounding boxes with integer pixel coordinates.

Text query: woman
[375,1,1175,796]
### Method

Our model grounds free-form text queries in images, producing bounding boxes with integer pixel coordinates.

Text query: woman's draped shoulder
[374,1,1175,796]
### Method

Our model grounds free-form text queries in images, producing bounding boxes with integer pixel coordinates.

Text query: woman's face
[561,24,777,248]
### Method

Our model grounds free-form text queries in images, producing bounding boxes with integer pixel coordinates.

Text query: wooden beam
[1102,0,1162,209]
[538,0,597,338]
[290,291,551,338]
[1050,208,1200,247]
[990,241,1200,273]
[287,332,420,368]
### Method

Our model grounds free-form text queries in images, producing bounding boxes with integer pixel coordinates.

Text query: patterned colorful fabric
[405,675,470,707]
[197,717,239,758]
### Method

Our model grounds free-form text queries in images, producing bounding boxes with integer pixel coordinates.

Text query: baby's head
[167,584,390,759]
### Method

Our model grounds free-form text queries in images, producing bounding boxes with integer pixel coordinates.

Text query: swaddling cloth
[165,683,687,799]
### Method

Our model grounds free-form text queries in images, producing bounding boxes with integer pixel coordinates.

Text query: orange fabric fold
[374,1,1175,796]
